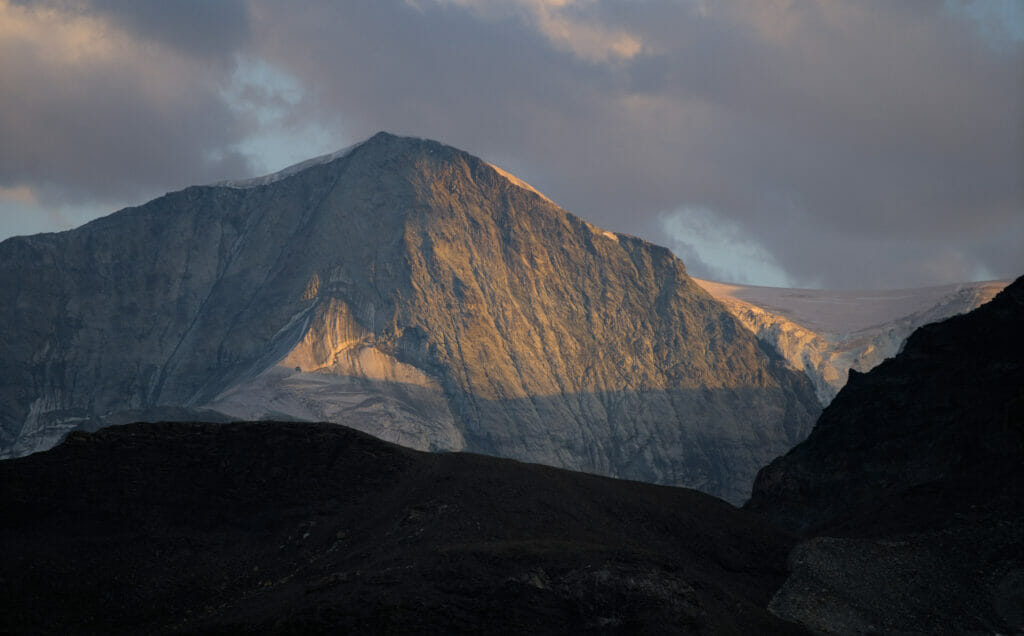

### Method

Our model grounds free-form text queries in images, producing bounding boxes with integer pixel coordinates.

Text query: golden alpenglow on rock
[0,132,820,503]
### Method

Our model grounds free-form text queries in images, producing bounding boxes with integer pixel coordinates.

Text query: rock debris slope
[0,132,819,502]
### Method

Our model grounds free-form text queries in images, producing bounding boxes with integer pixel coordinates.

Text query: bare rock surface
[0,132,819,503]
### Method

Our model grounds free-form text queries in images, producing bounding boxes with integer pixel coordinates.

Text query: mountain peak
[212,131,552,207]
[0,132,820,503]
[210,131,436,190]
[362,130,429,148]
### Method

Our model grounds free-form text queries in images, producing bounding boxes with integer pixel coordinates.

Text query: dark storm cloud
[85,0,250,61]
[7,0,251,59]
[2,0,1020,288]
[0,0,254,205]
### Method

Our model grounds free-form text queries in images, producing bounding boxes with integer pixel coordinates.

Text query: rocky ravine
[0,132,819,503]
[695,278,1007,404]
[746,275,1024,634]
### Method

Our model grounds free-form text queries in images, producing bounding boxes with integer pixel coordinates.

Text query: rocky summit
[0,132,819,503]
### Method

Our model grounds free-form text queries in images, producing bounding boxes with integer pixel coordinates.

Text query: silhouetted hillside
[1,421,806,634]
[745,275,1024,633]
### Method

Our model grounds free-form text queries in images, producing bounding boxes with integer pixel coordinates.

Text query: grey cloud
[246,0,1022,287]
[0,0,254,208]
[86,0,250,61]
[13,0,251,61]
[2,0,1020,288]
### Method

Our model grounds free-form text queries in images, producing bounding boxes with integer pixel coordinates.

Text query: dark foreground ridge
[1,421,805,634]
[746,275,1024,633]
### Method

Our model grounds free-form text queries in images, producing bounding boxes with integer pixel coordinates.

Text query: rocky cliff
[745,275,1024,633]
[0,132,820,503]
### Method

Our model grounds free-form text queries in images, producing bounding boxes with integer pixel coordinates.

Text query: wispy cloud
[662,206,795,287]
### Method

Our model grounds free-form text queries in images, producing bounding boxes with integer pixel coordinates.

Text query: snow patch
[582,221,620,243]
[486,162,553,204]
[695,278,1009,404]
[212,142,363,189]
[695,279,1007,335]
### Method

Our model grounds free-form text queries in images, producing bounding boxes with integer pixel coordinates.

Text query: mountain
[0,131,820,503]
[0,420,806,634]
[3,277,1020,633]
[695,278,1008,404]
[745,275,1024,633]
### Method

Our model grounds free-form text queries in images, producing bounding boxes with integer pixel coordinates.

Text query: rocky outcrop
[745,275,1024,633]
[0,132,820,503]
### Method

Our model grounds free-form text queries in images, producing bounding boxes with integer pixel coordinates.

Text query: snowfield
[695,278,1009,404]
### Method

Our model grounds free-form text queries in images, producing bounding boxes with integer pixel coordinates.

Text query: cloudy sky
[1,0,1021,288]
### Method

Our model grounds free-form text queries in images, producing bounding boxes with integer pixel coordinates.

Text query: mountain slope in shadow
[746,275,1024,633]
[2,421,806,635]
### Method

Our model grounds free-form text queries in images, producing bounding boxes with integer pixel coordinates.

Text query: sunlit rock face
[208,297,464,453]
[0,132,819,503]
[695,278,1008,404]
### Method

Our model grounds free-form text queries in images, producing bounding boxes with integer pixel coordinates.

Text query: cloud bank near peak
[1,0,1021,288]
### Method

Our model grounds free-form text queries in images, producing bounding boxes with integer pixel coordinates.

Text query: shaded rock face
[746,275,1024,532]
[0,132,819,503]
[746,275,1024,634]
[0,421,806,634]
